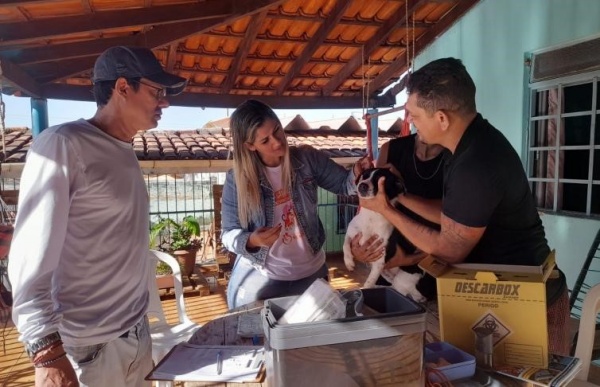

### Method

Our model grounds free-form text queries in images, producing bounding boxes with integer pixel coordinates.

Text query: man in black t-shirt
[358,57,570,356]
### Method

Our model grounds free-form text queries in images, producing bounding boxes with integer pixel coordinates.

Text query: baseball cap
[92,46,188,96]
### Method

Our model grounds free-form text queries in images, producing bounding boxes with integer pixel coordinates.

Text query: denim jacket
[221,145,357,267]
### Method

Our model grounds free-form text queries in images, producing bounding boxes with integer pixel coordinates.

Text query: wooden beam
[41,84,363,109]
[221,10,267,94]
[321,0,426,96]
[275,0,350,95]
[80,0,92,13]
[266,11,431,28]
[166,44,177,73]
[16,0,285,85]
[25,18,229,83]
[0,0,61,5]
[26,57,96,83]
[0,57,41,97]
[0,0,243,46]
[367,0,481,95]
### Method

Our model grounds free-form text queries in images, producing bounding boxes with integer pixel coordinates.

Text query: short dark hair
[92,77,141,107]
[406,57,476,115]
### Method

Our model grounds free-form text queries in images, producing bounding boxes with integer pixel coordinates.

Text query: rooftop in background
[0,0,480,109]
[1,114,402,163]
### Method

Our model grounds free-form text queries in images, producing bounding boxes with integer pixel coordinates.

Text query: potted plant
[154,260,175,291]
[150,216,203,287]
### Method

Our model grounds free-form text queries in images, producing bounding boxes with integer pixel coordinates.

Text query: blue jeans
[227,257,329,309]
[64,316,152,387]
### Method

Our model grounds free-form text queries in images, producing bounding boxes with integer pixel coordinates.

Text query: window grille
[528,53,600,216]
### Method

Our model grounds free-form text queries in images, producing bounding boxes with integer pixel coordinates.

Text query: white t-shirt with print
[263,165,325,280]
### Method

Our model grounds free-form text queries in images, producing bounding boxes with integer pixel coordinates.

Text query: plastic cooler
[261,287,426,387]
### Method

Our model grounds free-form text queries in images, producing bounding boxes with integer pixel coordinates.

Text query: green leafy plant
[155,261,173,275]
[150,216,203,252]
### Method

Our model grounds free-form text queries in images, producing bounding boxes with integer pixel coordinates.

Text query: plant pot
[155,274,175,291]
[172,248,198,282]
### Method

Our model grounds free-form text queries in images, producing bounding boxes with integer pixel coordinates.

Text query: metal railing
[1,171,357,255]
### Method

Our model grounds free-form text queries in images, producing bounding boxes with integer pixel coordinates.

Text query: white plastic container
[262,287,426,387]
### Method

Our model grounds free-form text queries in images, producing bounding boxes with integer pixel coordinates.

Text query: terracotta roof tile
[2,125,397,163]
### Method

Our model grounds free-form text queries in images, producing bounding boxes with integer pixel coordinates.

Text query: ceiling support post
[31,98,48,137]
[368,108,379,161]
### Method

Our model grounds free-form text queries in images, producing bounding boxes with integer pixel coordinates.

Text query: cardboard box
[420,251,556,368]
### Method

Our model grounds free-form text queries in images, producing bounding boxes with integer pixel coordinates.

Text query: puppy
[343,168,426,303]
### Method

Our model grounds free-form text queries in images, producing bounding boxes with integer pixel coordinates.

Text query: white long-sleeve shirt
[8,119,150,347]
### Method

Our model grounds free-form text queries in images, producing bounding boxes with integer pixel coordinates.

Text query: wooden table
[179,300,511,387]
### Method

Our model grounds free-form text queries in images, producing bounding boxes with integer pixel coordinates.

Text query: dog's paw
[344,259,355,272]
[409,291,427,304]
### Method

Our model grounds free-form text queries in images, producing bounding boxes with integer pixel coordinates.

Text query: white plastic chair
[147,250,199,364]
[570,283,600,386]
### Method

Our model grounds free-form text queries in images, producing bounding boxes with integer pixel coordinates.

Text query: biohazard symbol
[472,313,510,346]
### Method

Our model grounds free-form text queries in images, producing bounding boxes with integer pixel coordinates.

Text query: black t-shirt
[387,134,445,199]
[380,134,446,299]
[443,114,565,303]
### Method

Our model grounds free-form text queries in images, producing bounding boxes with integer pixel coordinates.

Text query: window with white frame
[527,73,600,215]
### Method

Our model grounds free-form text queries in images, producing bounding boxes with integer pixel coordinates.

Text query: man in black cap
[9,46,187,386]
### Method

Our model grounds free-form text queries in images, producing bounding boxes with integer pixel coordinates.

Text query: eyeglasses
[130,79,167,100]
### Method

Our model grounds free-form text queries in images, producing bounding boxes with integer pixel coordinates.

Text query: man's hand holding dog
[358,176,395,215]
[349,233,385,263]
[247,224,282,250]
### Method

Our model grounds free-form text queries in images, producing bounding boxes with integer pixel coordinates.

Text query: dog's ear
[395,175,407,195]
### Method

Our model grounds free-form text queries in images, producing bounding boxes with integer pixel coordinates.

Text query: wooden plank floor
[0,255,368,386]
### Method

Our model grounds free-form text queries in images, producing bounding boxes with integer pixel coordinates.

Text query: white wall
[414,0,600,289]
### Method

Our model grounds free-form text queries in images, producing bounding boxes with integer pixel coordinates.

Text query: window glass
[594,150,600,181]
[561,183,588,212]
[591,185,600,215]
[563,150,589,180]
[597,81,600,110]
[532,88,558,117]
[531,119,557,147]
[564,116,591,146]
[532,181,555,209]
[563,83,593,113]
[596,114,600,145]
[530,150,551,178]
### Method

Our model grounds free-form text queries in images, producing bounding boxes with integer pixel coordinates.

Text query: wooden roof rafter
[275,0,351,96]
[368,0,481,97]
[322,0,427,96]
[221,10,268,94]
[0,0,481,109]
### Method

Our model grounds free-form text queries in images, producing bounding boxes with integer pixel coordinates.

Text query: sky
[2,94,388,130]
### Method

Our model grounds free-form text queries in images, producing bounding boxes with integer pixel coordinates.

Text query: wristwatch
[25,332,62,358]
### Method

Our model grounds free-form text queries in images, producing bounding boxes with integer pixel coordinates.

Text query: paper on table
[278,278,346,324]
[237,313,264,337]
[147,343,264,382]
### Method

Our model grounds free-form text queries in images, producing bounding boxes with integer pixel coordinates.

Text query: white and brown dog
[343,168,427,303]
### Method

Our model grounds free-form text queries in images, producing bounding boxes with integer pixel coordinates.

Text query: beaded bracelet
[33,352,67,368]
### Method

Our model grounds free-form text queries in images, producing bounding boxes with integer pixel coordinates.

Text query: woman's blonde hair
[229,99,292,228]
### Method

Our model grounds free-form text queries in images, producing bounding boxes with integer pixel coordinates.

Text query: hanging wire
[0,83,6,164]
[361,45,365,118]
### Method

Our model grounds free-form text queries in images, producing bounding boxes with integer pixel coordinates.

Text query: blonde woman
[222,99,369,308]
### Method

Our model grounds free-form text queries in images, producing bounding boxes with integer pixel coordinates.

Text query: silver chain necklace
[413,150,443,180]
